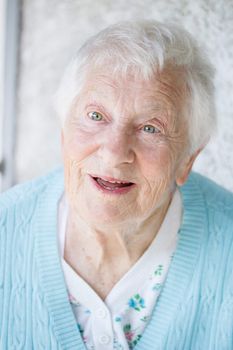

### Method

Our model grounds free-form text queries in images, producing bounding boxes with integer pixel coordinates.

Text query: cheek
[62,132,89,197]
[138,147,176,210]
[139,142,176,180]
[63,156,80,191]
[63,128,98,162]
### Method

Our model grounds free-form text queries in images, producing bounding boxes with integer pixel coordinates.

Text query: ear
[175,147,203,186]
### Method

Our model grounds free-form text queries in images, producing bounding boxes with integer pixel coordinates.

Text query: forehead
[77,67,187,119]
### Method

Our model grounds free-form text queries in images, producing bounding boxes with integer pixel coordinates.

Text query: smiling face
[61,67,192,226]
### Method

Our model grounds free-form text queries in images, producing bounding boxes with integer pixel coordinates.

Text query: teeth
[100,178,128,184]
[108,180,124,184]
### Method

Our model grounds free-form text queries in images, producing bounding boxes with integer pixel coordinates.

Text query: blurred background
[0,0,233,192]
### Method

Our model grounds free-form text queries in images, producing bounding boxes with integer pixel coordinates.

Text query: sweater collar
[135,172,206,349]
[35,167,206,350]
[34,167,86,350]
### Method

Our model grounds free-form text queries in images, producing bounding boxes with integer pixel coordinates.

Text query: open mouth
[90,175,135,192]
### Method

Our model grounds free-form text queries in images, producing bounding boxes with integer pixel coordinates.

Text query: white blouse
[58,190,182,350]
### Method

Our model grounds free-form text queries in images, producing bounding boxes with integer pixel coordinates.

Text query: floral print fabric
[67,262,168,349]
[58,189,182,350]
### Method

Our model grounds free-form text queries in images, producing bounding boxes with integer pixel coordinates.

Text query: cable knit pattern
[0,166,233,350]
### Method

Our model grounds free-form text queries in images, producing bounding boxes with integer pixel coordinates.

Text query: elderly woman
[1,20,233,350]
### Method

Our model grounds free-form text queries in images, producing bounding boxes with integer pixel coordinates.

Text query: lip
[88,174,136,195]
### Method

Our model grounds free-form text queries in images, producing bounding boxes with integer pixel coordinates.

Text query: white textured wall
[16,0,233,190]
[0,0,6,190]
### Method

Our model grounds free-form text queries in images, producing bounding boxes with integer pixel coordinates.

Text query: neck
[64,195,172,270]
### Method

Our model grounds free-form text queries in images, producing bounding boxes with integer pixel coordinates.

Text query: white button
[96,308,107,319]
[99,334,111,345]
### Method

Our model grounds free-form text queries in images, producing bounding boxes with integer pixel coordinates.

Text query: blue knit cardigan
[0,167,233,350]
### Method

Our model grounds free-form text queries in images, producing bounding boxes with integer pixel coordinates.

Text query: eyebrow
[85,101,167,112]
[137,116,167,130]
[84,101,108,114]
[138,105,170,125]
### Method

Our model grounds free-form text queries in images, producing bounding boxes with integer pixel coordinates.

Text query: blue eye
[143,125,160,134]
[88,111,103,121]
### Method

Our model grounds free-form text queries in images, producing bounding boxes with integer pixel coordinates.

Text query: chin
[90,205,131,224]
[81,198,136,226]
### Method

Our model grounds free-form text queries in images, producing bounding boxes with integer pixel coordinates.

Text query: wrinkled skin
[61,67,200,299]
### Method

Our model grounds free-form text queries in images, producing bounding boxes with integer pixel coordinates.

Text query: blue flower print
[128,294,146,312]
[115,316,122,322]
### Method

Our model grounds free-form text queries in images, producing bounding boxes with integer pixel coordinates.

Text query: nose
[98,129,135,166]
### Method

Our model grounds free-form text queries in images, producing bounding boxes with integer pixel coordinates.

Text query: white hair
[54,20,216,154]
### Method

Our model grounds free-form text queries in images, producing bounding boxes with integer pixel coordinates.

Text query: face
[61,67,193,225]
